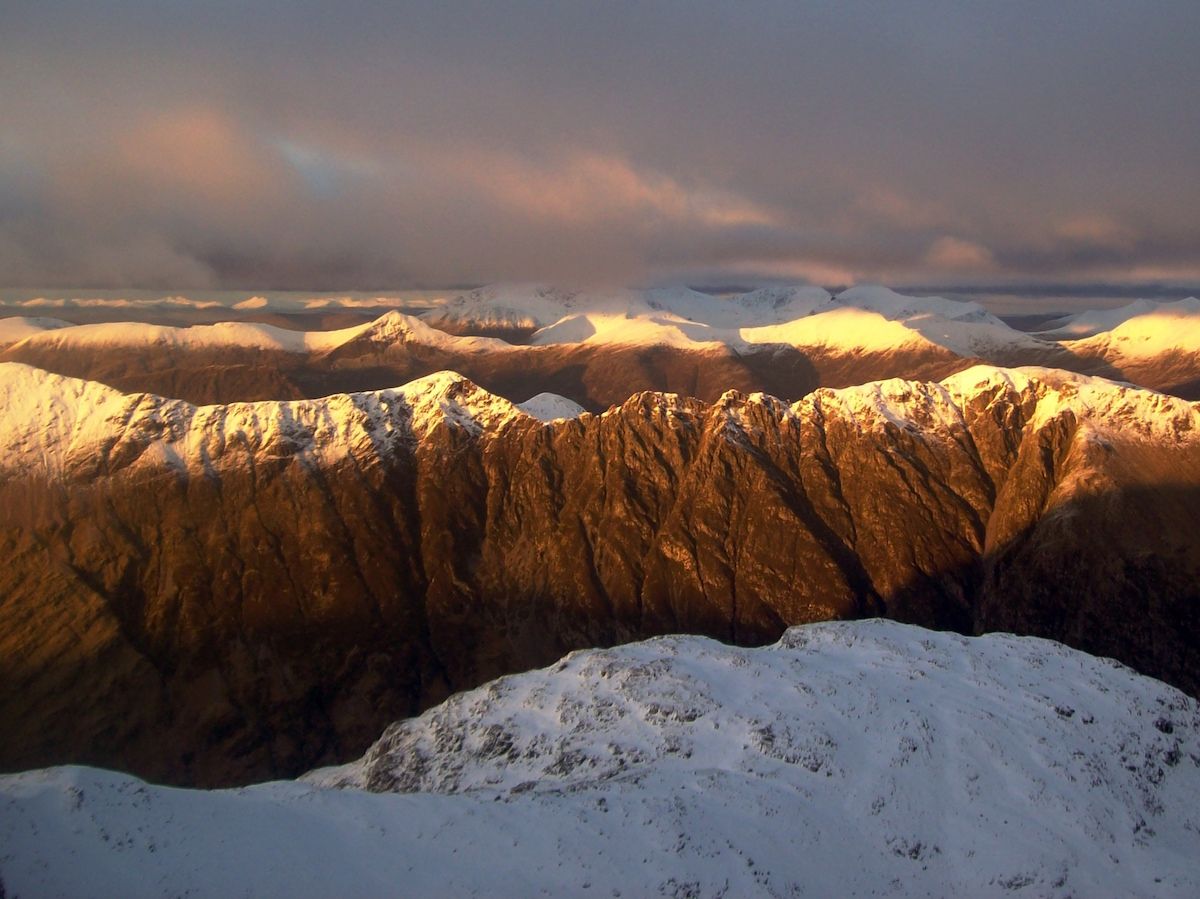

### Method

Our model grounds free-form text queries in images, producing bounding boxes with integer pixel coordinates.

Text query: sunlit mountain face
[4,2,1200,896]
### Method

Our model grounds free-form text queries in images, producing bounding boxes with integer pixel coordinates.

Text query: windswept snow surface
[3,621,1199,898]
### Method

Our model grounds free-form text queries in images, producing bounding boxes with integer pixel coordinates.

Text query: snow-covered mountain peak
[0,362,140,474]
[313,619,1198,802]
[0,364,530,478]
[604,389,704,423]
[835,284,998,324]
[709,388,795,441]
[530,310,724,347]
[1040,296,1200,340]
[516,392,588,422]
[347,310,512,353]
[423,283,599,330]
[643,283,833,327]
[0,310,520,357]
[738,304,934,353]
[793,364,1200,445]
[391,370,525,436]
[799,375,968,437]
[363,309,425,335]
[947,365,1200,444]
[0,284,1074,361]
[1066,297,1200,361]
[732,283,833,313]
[424,282,1036,354]
[712,386,793,412]
[831,285,1051,356]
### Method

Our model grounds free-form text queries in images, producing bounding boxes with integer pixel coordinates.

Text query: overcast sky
[1,1,1197,290]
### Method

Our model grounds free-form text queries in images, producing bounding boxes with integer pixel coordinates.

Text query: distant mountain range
[4,285,1199,405]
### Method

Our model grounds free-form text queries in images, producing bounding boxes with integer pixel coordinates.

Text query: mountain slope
[1037,297,1200,339]
[0,315,73,347]
[3,621,1199,898]
[1,362,1198,785]
[1058,298,1200,397]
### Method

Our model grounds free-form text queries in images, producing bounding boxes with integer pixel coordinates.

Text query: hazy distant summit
[5,284,1200,403]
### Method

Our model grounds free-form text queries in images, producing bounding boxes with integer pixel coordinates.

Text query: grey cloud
[0,1,1198,290]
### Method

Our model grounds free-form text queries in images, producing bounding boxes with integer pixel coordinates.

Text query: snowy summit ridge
[1,361,1197,479]
[2,620,1198,897]
[0,363,526,477]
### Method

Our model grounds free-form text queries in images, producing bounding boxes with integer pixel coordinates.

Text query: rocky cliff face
[1,362,1198,786]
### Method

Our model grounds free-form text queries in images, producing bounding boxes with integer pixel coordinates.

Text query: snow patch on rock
[353,310,517,353]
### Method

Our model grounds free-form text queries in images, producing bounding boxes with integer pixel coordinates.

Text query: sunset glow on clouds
[472,152,781,229]
[1,1,1198,290]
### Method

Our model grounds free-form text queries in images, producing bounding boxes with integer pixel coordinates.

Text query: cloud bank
[1,1,1198,289]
